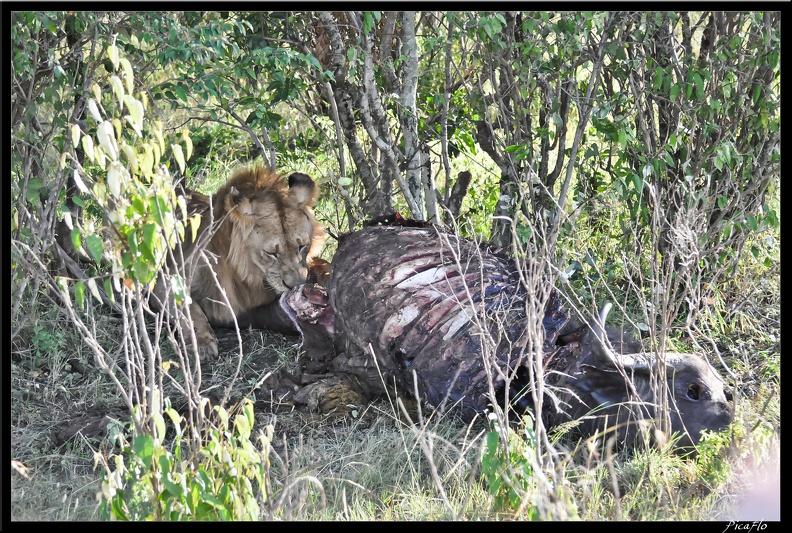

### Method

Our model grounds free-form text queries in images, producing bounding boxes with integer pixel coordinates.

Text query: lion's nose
[284,269,309,290]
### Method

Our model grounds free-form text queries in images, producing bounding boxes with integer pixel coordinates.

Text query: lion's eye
[299,244,309,256]
[265,251,278,260]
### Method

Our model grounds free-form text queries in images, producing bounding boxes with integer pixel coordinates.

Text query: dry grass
[9,207,780,521]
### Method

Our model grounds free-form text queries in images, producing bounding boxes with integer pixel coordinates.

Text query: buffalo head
[548,303,733,450]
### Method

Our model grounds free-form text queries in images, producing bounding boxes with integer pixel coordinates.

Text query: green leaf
[140,222,159,264]
[75,280,85,309]
[717,196,728,209]
[363,11,375,34]
[670,84,680,101]
[131,196,146,216]
[103,278,115,304]
[752,85,762,105]
[71,228,82,250]
[111,495,129,520]
[768,50,779,69]
[618,129,627,149]
[693,72,704,96]
[746,214,758,231]
[173,85,188,103]
[133,434,155,469]
[85,234,104,263]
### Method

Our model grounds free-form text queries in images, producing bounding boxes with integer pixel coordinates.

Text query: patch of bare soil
[49,326,399,448]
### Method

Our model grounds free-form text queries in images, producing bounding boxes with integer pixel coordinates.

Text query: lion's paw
[195,331,219,361]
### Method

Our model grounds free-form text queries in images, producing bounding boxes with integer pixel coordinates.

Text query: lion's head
[209,167,325,296]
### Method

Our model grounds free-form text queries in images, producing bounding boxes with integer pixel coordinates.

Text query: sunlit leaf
[87,277,103,302]
[124,95,144,129]
[94,144,107,170]
[107,43,120,70]
[73,169,90,195]
[70,124,81,147]
[182,131,193,161]
[172,144,185,174]
[81,135,95,162]
[120,143,139,174]
[87,98,103,122]
[110,75,125,109]
[55,277,71,306]
[189,214,202,244]
[96,120,119,161]
[151,411,166,442]
[120,57,134,93]
[93,181,107,206]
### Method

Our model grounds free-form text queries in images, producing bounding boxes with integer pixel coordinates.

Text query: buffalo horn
[590,302,619,366]
[590,303,681,373]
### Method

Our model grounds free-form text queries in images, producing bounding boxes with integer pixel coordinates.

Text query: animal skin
[273,218,733,450]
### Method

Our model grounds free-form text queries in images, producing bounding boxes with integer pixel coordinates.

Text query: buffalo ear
[578,364,636,407]
[287,172,318,208]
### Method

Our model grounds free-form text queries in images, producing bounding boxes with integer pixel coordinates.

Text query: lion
[169,166,325,359]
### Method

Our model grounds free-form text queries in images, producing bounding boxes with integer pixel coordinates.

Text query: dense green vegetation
[10,11,779,520]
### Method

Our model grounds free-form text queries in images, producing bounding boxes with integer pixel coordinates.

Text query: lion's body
[177,166,324,357]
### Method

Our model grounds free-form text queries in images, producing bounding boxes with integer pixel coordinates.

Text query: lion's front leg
[183,301,219,360]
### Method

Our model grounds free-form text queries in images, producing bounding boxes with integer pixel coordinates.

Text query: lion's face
[248,198,316,293]
[222,170,324,295]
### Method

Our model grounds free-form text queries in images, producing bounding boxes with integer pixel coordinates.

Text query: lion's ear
[226,186,255,217]
[287,172,318,208]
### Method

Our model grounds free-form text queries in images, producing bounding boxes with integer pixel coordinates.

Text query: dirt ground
[47,326,407,448]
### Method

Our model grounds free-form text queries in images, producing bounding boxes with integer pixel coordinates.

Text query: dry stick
[16,241,137,421]
[357,22,422,218]
[551,12,614,231]
[438,13,454,207]
[323,81,346,180]
[227,108,270,165]
[194,247,246,409]
[605,437,622,520]
[399,11,425,219]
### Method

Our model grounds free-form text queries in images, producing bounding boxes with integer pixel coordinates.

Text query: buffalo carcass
[273,219,732,449]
